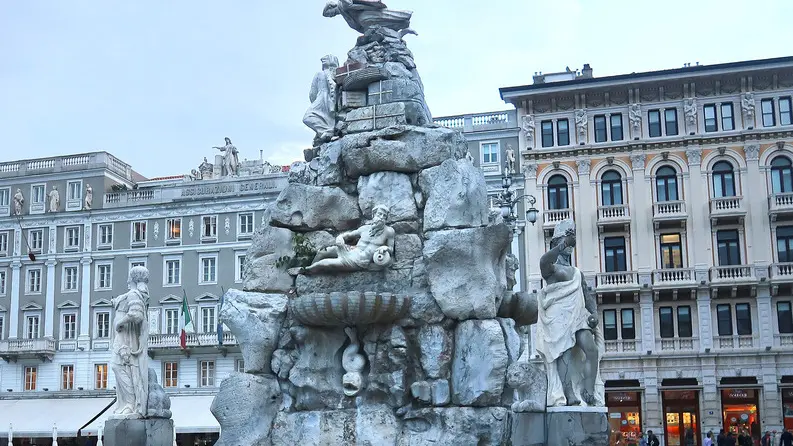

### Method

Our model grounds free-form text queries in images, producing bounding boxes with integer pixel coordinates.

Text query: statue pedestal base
[511,407,609,446]
[104,418,174,446]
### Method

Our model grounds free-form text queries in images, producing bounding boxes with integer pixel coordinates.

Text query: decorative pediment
[57,300,79,309]
[22,302,43,311]
[91,298,113,308]
[195,293,219,302]
[159,294,182,304]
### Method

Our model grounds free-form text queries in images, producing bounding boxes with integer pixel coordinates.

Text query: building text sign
[179,179,280,198]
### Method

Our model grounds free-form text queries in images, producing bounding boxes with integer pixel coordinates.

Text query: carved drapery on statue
[303,55,340,145]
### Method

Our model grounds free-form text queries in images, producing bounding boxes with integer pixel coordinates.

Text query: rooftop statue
[323,0,412,34]
[213,137,239,177]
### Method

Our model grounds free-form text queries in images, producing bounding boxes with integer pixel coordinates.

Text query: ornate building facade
[0,150,287,444]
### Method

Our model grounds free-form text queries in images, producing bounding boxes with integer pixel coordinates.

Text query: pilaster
[685,147,711,269]
[756,285,774,349]
[639,290,655,353]
[641,359,661,434]
[9,260,21,339]
[744,144,772,265]
[700,357,720,434]
[629,153,653,271]
[761,355,783,433]
[575,158,597,276]
[522,162,542,291]
[44,259,57,338]
[78,256,92,346]
[696,288,713,351]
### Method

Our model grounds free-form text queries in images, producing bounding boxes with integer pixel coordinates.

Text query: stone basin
[290,291,410,327]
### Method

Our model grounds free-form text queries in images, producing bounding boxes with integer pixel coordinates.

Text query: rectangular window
[26,315,40,339]
[541,121,554,147]
[237,254,246,282]
[202,307,216,333]
[200,360,216,387]
[98,224,113,247]
[65,227,80,250]
[95,364,108,390]
[717,304,733,336]
[32,185,46,205]
[235,359,245,373]
[762,99,776,127]
[603,309,617,340]
[721,103,735,131]
[29,229,43,252]
[27,268,42,293]
[0,232,8,255]
[780,97,792,126]
[664,109,678,136]
[97,264,112,289]
[96,312,110,338]
[610,114,623,141]
[0,315,4,340]
[165,259,181,285]
[660,233,683,269]
[63,266,78,291]
[166,218,181,241]
[735,303,752,336]
[67,181,82,210]
[132,221,147,244]
[163,362,178,388]
[557,119,570,146]
[24,366,37,391]
[648,110,662,137]
[704,104,718,132]
[594,115,607,142]
[0,270,6,295]
[603,237,627,272]
[677,306,693,338]
[62,313,76,340]
[201,256,217,284]
[481,142,499,164]
[0,188,9,210]
[716,230,741,266]
[778,301,793,334]
[777,226,793,263]
[165,309,179,335]
[61,365,74,390]
[621,309,636,340]
[130,259,146,270]
[238,213,254,235]
[202,216,217,239]
[659,307,674,338]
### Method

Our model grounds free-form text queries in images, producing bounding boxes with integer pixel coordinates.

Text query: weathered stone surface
[418,324,453,379]
[346,102,408,133]
[357,172,418,223]
[398,407,511,446]
[341,125,467,178]
[545,409,609,446]
[243,224,294,293]
[296,269,414,295]
[423,224,510,320]
[270,183,361,231]
[211,373,281,446]
[506,361,547,413]
[315,140,344,186]
[146,367,172,419]
[288,327,349,410]
[510,412,546,446]
[411,381,432,403]
[270,409,354,446]
[365,326,413,409]
[288,161,316,185]
[220,289,287,374]
[394,233,422,269]
[498,291,539,327]
[398,292,444,327]
[104,418,174,446]
[419,159,488,231]
[498,317,523,364]
[431,379,451,406]
[451,320,508,406]
[356,405,400,445]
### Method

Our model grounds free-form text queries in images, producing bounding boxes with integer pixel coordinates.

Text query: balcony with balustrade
[655,337,698,353]
[709,265,756,285]
[0,338,57,362]
[769,192,793,221]
[709,196,746,224]
[0,152,133,181]
[652,268,697,290]
[652,200,687,226]
[597,204,630,230]
[713,335,757,351]
[433,110,517,133]
[771,263,793,284]
[595,271,640,293]
[774,333,793,348]
[543,208,574,231]
[103,189,163,209]
[148,332,237,357]
[603,339,639,356]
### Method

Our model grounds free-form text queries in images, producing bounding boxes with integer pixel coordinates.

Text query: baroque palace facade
[437,56,793,446]
[0,150,287,445]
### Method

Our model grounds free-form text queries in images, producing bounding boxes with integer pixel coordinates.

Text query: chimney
[581,64,593,79]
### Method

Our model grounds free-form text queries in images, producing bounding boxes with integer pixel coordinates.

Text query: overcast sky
[1,0,791,178]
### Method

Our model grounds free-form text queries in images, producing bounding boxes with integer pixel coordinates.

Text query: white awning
[0,395,219,438]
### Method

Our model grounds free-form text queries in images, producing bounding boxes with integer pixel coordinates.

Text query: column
[639,290,655,353]
[510,230,523,292]
[685,147,711,278]
[629,154,654,271]
[78,256,92,346]
[697,289,714,351]
[743,144,772,267]
[44,259,57,338]
[8,260,21,339]
[700,358,721,435]
[756,285,774,349]
[642,360,662,436]
[761,355,783,433]
[575,158,597,277]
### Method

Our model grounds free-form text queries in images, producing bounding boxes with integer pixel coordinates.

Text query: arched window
[547,175,569,210]
[712,161,736,198]
[655,166,679,202]
[771,156,793,194]
[601,170,623,206]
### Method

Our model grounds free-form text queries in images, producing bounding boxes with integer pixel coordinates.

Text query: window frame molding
[130,220,148,248]
[30,183,46,215]
[162,255,183,287]
[198,253,219,285]
[61,262,80,293]
[25,266,43,295]
[97,223,114,250]
[94,261,113,291]
[65,180,83,212]
[64,226,81,252]
[479,140,501,166]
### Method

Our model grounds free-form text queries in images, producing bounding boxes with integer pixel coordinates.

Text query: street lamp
[497,166,539,226]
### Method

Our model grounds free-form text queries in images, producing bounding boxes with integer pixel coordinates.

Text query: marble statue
[323,0,412,34]
[465,151,474,163]
[302,204,394,274]
[574,110,587,144]
[742,92,756,127]
[536,220,604,407]
[342,327,366,396]
[48,186,60,213]
[629,104,642,138]
[83,184,93,211]
[684,98,697,130]
[12,189,23,215]
[111,266,150,418]
[213,138,239,177]
[198,157,214,179]
[303,55,339,146]
[505,144,516,175]
[520,115,535,147]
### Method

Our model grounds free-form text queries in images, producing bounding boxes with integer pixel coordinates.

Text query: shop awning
[0,395,219,438]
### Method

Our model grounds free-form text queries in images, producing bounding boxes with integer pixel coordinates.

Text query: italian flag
[179,296,194,349]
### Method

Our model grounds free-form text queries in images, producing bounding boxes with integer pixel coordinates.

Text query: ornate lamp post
[497,166,539,228]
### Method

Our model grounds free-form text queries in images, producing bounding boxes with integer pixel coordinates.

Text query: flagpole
[218,287,225,347]
[181,289,199,348]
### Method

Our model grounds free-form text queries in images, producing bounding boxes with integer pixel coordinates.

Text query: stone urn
[290,291,410,327]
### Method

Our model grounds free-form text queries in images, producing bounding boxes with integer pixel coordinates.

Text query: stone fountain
[211,2,609,444]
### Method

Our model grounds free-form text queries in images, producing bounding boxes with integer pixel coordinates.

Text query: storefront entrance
[607,391,642,446]
[662,390,700,446]
[721,388,760,443]
[783,388,793,430]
